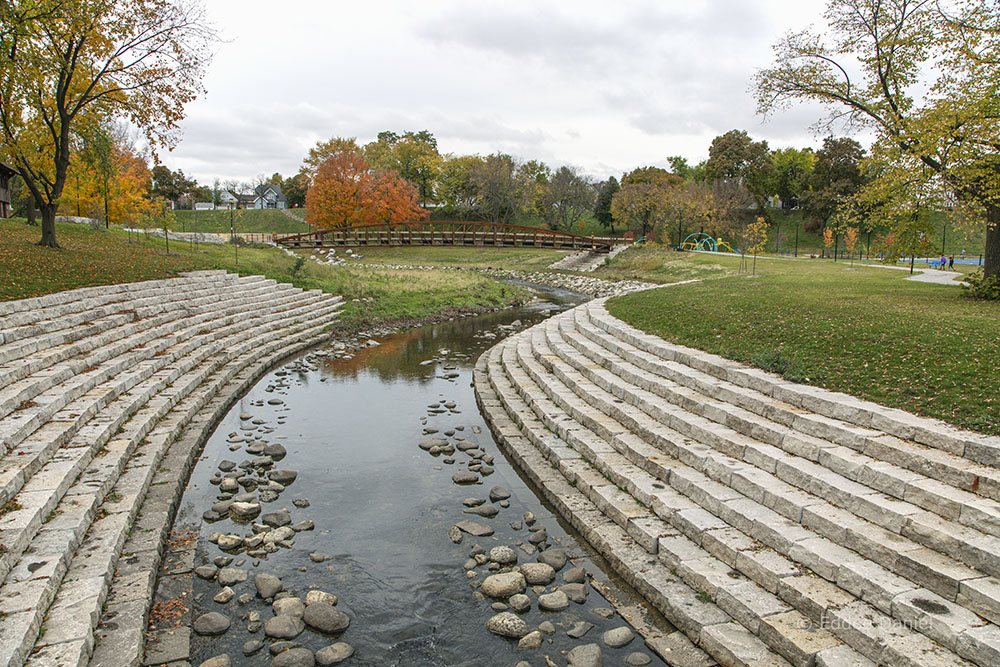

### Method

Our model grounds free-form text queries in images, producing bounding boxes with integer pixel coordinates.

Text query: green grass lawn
[0,219,529,330]
[170,209,310,234]
[607,253,999,435]
[346,245,565,271]
[594,246,733,284]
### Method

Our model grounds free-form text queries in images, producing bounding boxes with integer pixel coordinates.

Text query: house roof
[0,162,15,177]
[254,183,287,200]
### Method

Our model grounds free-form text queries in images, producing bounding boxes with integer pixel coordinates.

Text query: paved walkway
[475,298,1000,667]
[0,272,343,667]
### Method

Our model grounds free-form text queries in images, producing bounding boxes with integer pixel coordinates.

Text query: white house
[250,184,287,210]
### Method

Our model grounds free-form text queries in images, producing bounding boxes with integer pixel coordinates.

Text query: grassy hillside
[170,208,309,234]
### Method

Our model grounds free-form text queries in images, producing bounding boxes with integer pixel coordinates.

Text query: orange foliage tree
[61,143,153,226]
[305,153,428,229]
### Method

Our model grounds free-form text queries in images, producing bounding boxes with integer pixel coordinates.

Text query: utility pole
[794,220,799,257]
[941,222,947,255]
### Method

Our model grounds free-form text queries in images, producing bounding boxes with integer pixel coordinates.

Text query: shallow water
[171,285,671,666]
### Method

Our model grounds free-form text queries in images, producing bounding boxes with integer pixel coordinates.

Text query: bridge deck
[274,222,613,253]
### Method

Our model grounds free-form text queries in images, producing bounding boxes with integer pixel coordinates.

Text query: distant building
[251,184,287,210]
[194,202,216,211]
[0,163,15,218]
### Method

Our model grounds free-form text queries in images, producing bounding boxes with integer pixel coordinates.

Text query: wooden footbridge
[273,221,614,253]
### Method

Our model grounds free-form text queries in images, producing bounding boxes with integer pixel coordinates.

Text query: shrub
[749,349,806,382]
[961,272,1000,300]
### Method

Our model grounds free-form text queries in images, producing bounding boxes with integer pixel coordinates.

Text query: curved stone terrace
[0,271,342,667]
[475,297,1000,667]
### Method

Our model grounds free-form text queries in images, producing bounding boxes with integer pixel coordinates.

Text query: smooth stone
[593,607,615,619]
[262,510,291,527]
[420,438,448,451]
[538,621,556,635]
[523,512,536,526]
[214,587,235,604]
[303,602,350,634]
[482,571,526,599]
[315,643,354,666]
[267,399,284,405]
[463,497,486,507]
[479,465,494,475]
[200,656,230,667]
[214,556,233,568]
[219,461,236,472]
[194,565,217,580]
[625,653,652,666]
[273,597,305,618]
[464,504,499,518]
[193,612,231,636]
[260,490,280,503]
[448,526,463,544]
[567,621,594,638]
[603,626,635,648]
[306,590,338,606]
[452,472,479,485]
[517,630,544,650]
[309,552,332,562]
[255,573,283,599]
[264,443,287,460]
[567,644,603,667]
[538,590,569,612]
[527,528,547,545]
[292,520,315,532]
[563,567,587,584]
[268,470,298,485]
[217,534,243,550]
[489,546,518,565]
[292,499,310,508]
[491,602,508,611]
[243,640,264,656]
[269,641,300,656]
[508,593,531,613]
[520,562,555,586]
[561,583,589,604]
[455,520,493,537]
[537,549,567,571]
[217,568,248,586]
[264,614,304,639]
[485,612,530,639]
[271,647,315,667]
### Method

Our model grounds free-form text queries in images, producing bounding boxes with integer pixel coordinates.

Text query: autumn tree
[799,137,866,231]
[301,137,361,182]
[0,0,216,247]
[667,156,707,182]
[594,176,620,233]
[536,166,594,232]
[611,168,682,238]
[705,130,773,217]
[62,137,153,226]
[471,153,531,225]
[364,130,442,206]
[305,153,427,229]
[437,154,483,218]
[151,165,196,207]
[756,0,1000,278]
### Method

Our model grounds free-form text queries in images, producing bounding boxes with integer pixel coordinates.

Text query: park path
[0,272,342,667]
[476,296,1000,667]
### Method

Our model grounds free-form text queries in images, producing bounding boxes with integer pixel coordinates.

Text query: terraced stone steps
[475,298,1000,667]
[0,274,343,667]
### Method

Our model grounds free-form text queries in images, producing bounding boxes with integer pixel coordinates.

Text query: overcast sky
[165,0,839,185]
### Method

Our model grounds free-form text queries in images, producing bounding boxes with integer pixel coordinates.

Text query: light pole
[794,219,799,257]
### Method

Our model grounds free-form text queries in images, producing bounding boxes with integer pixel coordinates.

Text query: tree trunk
[39,204,59,247]
[26,196,36,225]
[985,205,1000,279]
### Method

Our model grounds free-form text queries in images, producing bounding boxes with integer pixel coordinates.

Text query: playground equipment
[681,232,736,254]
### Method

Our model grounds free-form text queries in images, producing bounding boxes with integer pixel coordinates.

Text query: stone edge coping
[86,327,335,667]
[592,297,1000,468]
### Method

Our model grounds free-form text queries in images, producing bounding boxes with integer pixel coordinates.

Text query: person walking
[949,255,955,270]
[941,254,948,269]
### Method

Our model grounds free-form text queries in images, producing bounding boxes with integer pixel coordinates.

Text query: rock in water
[303,602,351,634]
[217,568,248,587]
[519,562,555,586]
[625,652,652,665]
[315,642,354,665]
[485,612,530,639]
[563,566,587,583]
[192,612,230,636]
[263,614,304,639]
[489,486,511,501]
[603,626,635,648]
[489,546,518,565]
[508,593,531,613]
[452,471,479,485]
[567,621,594,638]
[455,520,493,536]
[568,644,603,667]
[537,548,567,571]
[273,597,305,618]
[305,590,338,607]
[262,509,291,527]
[481,571,527,599]
[561,583,588,603]
[268,470,298,485]
[517,630,543,650]
[254,573,283,599]
[199,656,231,667]
[538,590,569,611]
[271,647,315,667]
[463,504,499,518]
[448,525,463,544]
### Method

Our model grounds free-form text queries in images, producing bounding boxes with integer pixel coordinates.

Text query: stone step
[0,293,341,589]
[520,320,1000,645]
[480,306,1000,666]
[570,306,1000,532]
[585,300,1000,470]
[0,275,281,397]
[0,287,335,511]
[475,346,787,667]
[544,314,1000,582]
[24,317,340,667]
[0,276,342,667]
[503,334,989,666]
[0,271,230,324]
[0,272,243,350]
[496,335,985,666]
